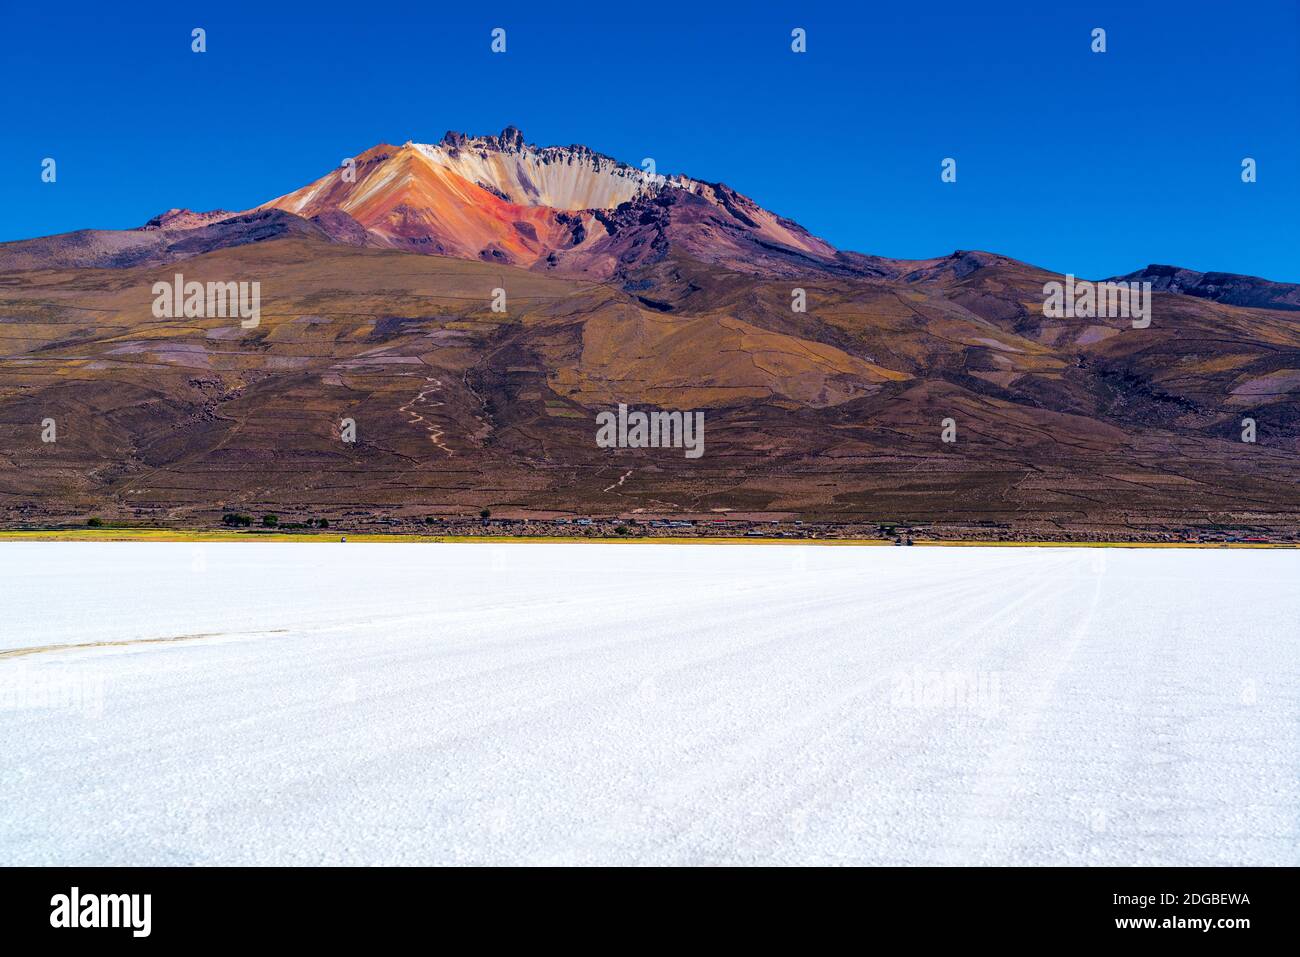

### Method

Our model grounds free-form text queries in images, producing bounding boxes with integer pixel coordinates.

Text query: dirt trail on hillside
[399,376,455,455]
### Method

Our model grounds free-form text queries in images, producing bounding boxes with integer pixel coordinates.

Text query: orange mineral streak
[260,144,595,267]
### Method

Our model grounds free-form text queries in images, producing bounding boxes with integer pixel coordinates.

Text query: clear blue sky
[3,0,1297,280]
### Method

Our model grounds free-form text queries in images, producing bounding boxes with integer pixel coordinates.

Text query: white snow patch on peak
[412,136,658,211]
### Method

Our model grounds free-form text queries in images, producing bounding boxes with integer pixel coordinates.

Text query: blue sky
[3,0,1297,280]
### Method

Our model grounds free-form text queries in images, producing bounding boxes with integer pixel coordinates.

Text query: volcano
[0,128,1297,540]
[254,127,848,278]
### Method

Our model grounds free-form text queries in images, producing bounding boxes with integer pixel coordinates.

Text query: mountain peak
[440,126,527,153]
[407,131,649,212]
[1114,264,1300,311]
[252,129,848,277]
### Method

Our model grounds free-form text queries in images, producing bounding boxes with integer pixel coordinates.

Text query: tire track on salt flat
[932,549,1106,864]
[635,550,1080,863]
